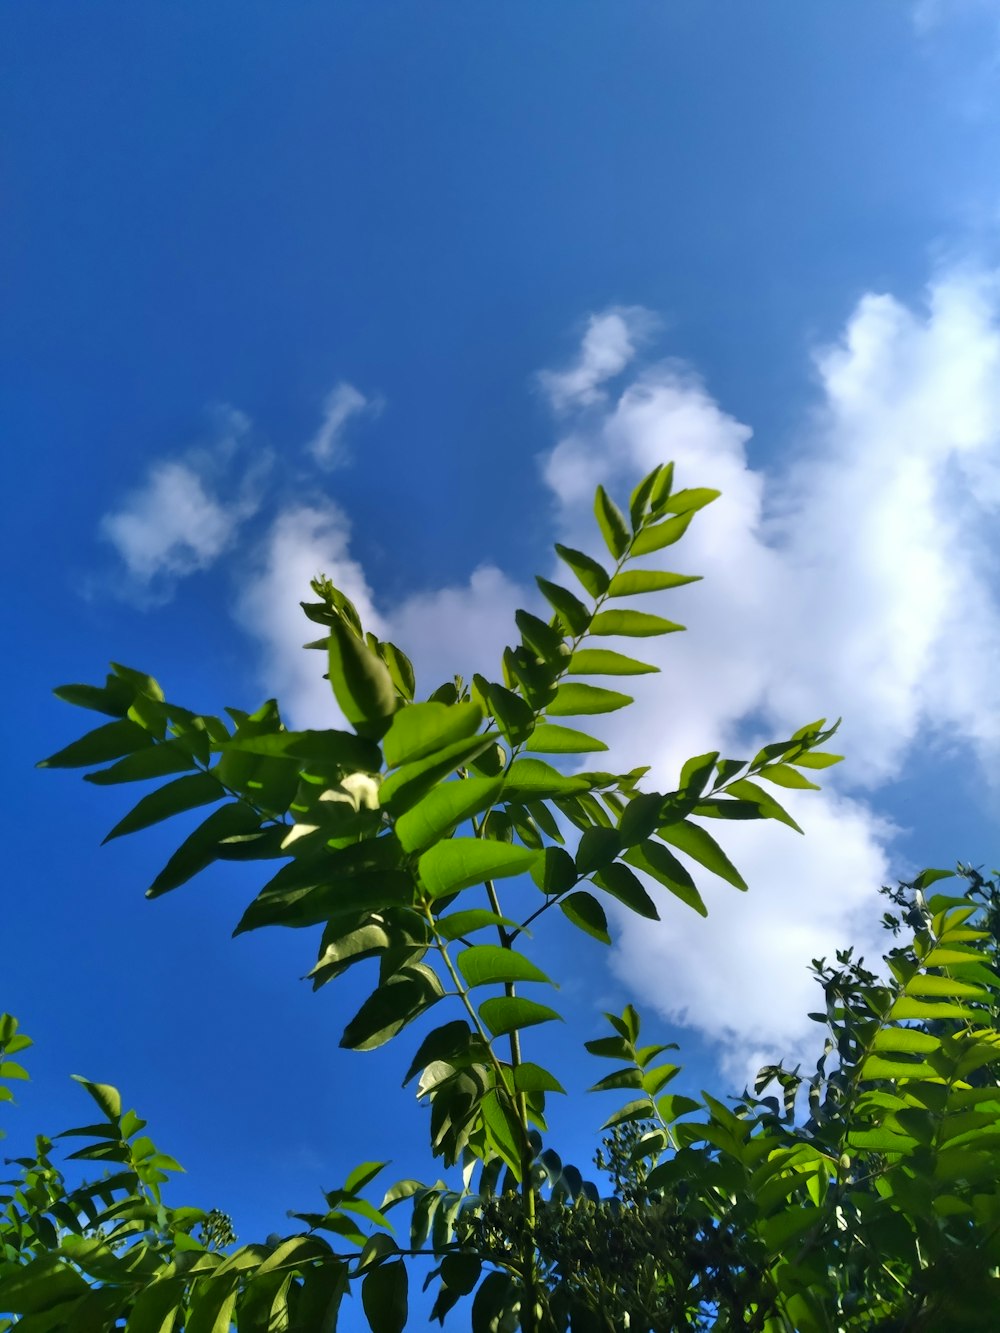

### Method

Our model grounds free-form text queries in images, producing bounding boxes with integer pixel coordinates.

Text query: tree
[2,463,998,1330]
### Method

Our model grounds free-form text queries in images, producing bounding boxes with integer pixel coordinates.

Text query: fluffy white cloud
[235,502,385,728]
[100,407,264,602]
[307,381,380,469]
[224,268,1000,1078]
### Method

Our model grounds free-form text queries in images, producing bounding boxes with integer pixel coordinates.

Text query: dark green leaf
[619,791,665,846]
[567,648,658,676]
[220,728,382,772]
[590,609,684,637]
[630,512,695,555]
[536,577,591,636]
[122,1276,185,1333]
[85,743,197,786]
[560,891,610,943]
[625,841,707,916]
[554,544,609,598]
[53,679,133,718]
[457,945,551,988]
[530,846,578,895]
[548,682,632,716]
[383,701,483,769]
[629,467,662,528]
[593,862,659,919]
[146,802,262,897]
[418,839,538,900]
[362,1260,408,1333]
[575,826,621,875]
[38,719,154,769]
[396,776,502,853]
[403,1020,477,1085]
[657,819,748,890]
[594,485,630,558]
[440,1253,482,1298]
[327,618,398,740]
[724,778,803,833]
[479,996,562,1038]
[103,772,222,843]
[341,968,444,1051]
[678,751,720,798]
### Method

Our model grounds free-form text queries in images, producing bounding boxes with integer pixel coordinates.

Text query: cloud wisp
[306,381,381,470]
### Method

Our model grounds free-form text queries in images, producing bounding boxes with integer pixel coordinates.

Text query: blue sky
[5,0,1000,1308]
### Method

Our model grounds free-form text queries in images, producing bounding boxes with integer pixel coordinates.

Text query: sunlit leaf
[418,839,538,900]
[608,569,701,596]
[457,945,551,988]
[382,701,483,769]
[396,776,502,853]
[590,609,684,637]
[566,649,658,676]
[479,997,562,1038]
[102,772,223,843]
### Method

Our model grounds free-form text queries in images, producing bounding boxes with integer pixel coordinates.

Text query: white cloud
[532,275,1000,1074]
[100,407,264,602]
[235,502,385,728]
[538,308,656,411]
[306,381,380,469]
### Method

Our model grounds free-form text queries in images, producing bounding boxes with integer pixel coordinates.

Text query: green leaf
[53,678,133,717]
[890,997,978,1022]
[38,719,155,769]
[396,777,502,853]
[657,819,747,890]
[560,891,610,943]
[590,609,684,637]
[554,544,609,598]
[502,758,591,800]
[146,802,261,897]
[515,609,567,664]
[618,791,665,846]
[84,743,197,786]
[625,841,707,916]
[341,969,444,1051]
[71,1077,121,1122]
[629,466,662,527]
[548,683,632,715]
[380,733,498,814]
[435,909,517,941]
[590,1066,644,1092]
[630,512,695,555]
[608,570,701,596]
[343,1160,388,1195]
[513,1062,565,1093]
[872,1028,939,1055]
[567,648,659,676]
[526,722,607,754]
[658,486,720,516]
[102,772,223,843]
[362,1261,408,1333]
[457,945,551,988]
[794,750,844,769]
[474,677,536,747]
[418,839,539,900]
[757,763,820,790]
[724,778,803,833]
[403,1020,477,1084]
[575,826,621,874]
[123,1276,184,1333]
[593,862,659,919]
[530,846,578,895]
[913,868,956,891]
[383,701,483,769]
[479,996,562,1038]
[536,577,591,636]
[220,728,382,771]
[594,485,630,559]
[327,617,398,740]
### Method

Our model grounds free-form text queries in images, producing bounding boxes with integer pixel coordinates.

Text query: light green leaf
[630,512,695,556]
[396,777,502,853]
[383,701,483,769]
[657,819,748,891]
[435,909,517,940]
[794,750,844,769]
[872,1028,939,1055]
[913,868,956,891]
[362,1261,408,1333]
[513,1063,565,1093]
[103,772,223,843]
[123,1276,184,1333]
[757,763,820,790]
[560,891,610,943]
[890,997,978,1022]
[554,544,609,598]
[590,609,684,637]
[657,486,720,516]
[526,723,608,754]
[380,733,498,814]
[327,617,398,740]
[71,1077,122,1122]
[567,648,658,676]
[594,485,630,559]
[418,839,538,900]
[480,1090,523,1176]
[503,758,591,800]
[479,996,562,1038]
[548,682,632,716]
[608,570,701,596]
[724,778,803,833]
[457,945,551,988]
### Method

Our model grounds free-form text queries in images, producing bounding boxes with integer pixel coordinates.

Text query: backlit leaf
[327,617,398,740]
[560,891,610,943]
[38,720,154,769]
[548,684,632,716]
[594,485,630,559]
[608,570,701,596]
[630,512,695,555]
[526,723,608,754]
[657,819,747,890]
[103,772,222,843]
[590,609,684,638]
[554,544,609,598]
